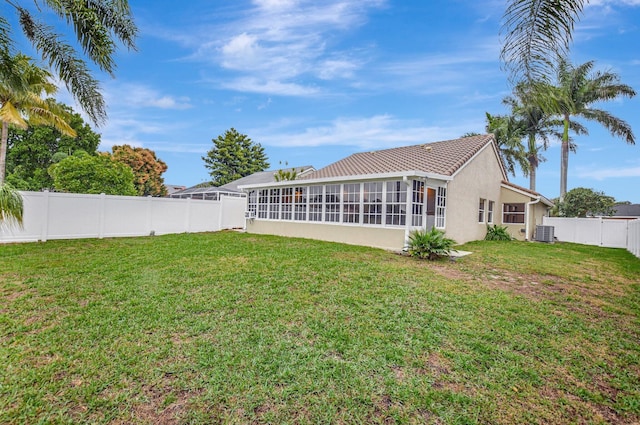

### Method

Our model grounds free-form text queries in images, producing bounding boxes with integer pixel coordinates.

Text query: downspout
[525,197,541,241]
[402,176,412,250]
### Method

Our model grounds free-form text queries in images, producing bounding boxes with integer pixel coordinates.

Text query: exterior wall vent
[535,225,554,243]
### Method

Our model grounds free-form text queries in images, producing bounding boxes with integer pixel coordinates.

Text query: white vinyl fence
[542,216,640,258]
[0,191,247,243]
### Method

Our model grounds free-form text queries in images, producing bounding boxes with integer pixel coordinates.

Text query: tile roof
[221,165,315,191]
[302,134,496,179]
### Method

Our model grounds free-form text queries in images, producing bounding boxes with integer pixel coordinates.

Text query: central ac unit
[535,225,554,243]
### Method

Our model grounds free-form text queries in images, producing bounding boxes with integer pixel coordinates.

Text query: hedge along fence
[543,216,640,259]
[0,191,247,243]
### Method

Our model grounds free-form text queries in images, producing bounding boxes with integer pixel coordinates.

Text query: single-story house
[237,134,553,250]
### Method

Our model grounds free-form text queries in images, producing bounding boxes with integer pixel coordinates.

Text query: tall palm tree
[0,54,75,225]
[501,0,586,82]
[0,0,137,125]
[545,59,636,201]
[485,112,528,177]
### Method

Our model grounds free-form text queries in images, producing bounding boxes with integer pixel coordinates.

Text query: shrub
[407,228,456,260]
[484,224,513,241]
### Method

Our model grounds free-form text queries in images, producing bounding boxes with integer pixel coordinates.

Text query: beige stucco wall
[444,145,505,244]
[246,220,407,251]
[499,187,550,240]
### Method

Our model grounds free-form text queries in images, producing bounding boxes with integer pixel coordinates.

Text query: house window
[293,187,307,221]
[385,181,406,226]
[325,184,341,222]
[363,182,383,224]
[247,190,257,216]
[488,200,495,223]
[281,187,293,220]
[412,180,424,226]
[503,203,525,224]
[258,189,269,219]
[343,183,360,224]
[269,188,280,219]
[436,187,446,228]
[308,185,323,221]
[478,198,486,223]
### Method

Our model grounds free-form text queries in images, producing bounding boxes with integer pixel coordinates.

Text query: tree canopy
[48,151,136,196]
[556,187,616,217]
[6,102,100,190]
[111,145,168,196]
[202,128,270,187]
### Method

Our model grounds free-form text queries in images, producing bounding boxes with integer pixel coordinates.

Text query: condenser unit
[535,225,554,243]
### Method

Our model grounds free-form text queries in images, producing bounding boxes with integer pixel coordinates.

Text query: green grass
[1,232,639,424]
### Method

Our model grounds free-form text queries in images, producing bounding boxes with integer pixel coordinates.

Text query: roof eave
[238,170,452,190]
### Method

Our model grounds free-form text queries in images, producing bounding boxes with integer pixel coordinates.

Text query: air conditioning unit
[535,225,554,243]
[244,210,256,219]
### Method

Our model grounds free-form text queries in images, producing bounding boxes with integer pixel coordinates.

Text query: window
[503,203,525,224]
[411,180,424,226]
[325,184,341,222]
[436,187,446,228]
[281,188,293,220]
[269,188,280,219]
[343,183,360,223]
[385,181,406,226]
[258,189,269,219]
[308,186,323,221]
[488,200,494,223]
[363,182,383,224]
[293,187,307,221]
[247,190,257,216]
[478,198,486,223]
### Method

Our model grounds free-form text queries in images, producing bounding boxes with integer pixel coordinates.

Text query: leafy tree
[6,102,100,190]
[501,0,586,82]
[0,54,75,183]
[485,112,527,177]
[1,0,137,125]
[202,128,270,186]
[111,145,168,196]
[543,59,635,201]
[49,151,136,196]
[0,53,75,226]
[556,187,615,217]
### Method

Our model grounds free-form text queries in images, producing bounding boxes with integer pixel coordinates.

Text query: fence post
[41,190,50,242]
[98,193,106,239]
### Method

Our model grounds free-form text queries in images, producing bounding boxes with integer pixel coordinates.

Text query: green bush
[407,228,456,260]
[484,224,513,241]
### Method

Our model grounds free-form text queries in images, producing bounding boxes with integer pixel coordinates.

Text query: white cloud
[104,83,192,110]
[577,165,640,180]
[252,114,483,149]
[221,77,319,96]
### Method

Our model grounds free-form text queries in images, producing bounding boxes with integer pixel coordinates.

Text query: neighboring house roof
[165,184,187,195]
[170,185,241,196]
[220,165,315,191]
[500,180,554,207]
[613,204,640,217]
[302,134,498,180]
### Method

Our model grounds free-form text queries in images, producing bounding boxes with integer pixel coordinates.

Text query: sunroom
[240,172,449,250]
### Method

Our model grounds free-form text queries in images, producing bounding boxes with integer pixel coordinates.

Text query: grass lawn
[1,231,639,424]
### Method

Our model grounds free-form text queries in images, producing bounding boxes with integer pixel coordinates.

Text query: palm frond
[0,182,24,227]
[18,8,106,125]
[501,0,586,82]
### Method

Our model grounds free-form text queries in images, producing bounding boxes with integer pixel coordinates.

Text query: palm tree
[485,112,528,177]
[0,1,137,125]
[501,0,586,82]
[544,59,636,201]
[0,54,75,225]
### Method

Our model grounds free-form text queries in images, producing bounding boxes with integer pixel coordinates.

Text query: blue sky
[28,1,640,201]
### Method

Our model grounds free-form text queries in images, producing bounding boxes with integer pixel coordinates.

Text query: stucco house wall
[247,220,406,251]
[499,185,551,240]
[445,144,505,244]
